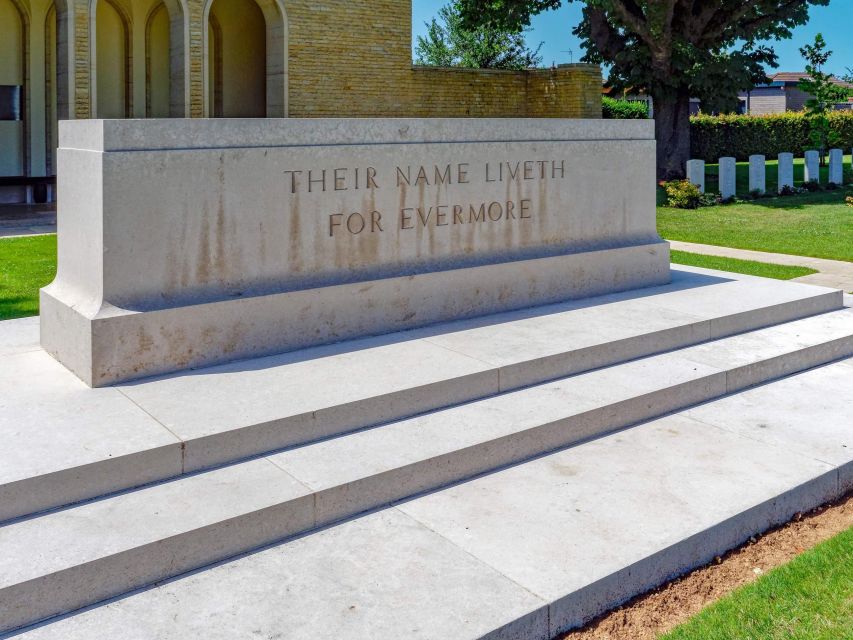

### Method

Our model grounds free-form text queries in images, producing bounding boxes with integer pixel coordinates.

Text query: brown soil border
[558,491,853,640]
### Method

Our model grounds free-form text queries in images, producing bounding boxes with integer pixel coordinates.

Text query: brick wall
[67,0,602,120]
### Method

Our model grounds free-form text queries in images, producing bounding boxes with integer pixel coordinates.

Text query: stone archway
[145,0,187,117]
[202,0,287,118]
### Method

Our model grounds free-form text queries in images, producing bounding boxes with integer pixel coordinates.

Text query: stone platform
[2,266,852,638]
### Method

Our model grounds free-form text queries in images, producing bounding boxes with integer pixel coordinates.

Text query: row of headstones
[686,149,848,198]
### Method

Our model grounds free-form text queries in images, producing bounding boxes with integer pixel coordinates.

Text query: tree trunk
[654,88,692,181]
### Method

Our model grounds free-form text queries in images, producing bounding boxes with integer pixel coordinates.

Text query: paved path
[669,240,853,292]
[0,203,57,237]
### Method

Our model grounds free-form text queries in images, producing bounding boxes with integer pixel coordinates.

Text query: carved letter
[334,168,347,191]
[469,203,485,223]
[523,161,534,180]
[329,213,344,237]
[417,206,432,226]
[283,170,303,194]
[308,169,326,193]
[458,163,470,183]
[346,212,366,234]
[505,200,516,219]
[400,208,414,229]
[520,199,532,219]
[436,205,448,226]
[453,205,464,224]
[415,166,430,186]
[371,210,383,232]
[434,165,452,185]
[552,160,565,179]
[367,167,379,189]
[396,166,411,187]
[487,202,503,221]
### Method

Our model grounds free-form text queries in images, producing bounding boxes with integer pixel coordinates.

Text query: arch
[91,0,133,118]
[0,0,30,176]
[145,0,186,117]
[202,0,287,117]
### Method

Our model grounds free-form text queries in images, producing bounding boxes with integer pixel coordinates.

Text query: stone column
[828,148,843,185]
[719,157,736,200]
[186,0,205,118]
[686,159,705,193]
[749,155,765,195]
[804,150,820,184]
[777,152,794,193]
[70,0,92,119]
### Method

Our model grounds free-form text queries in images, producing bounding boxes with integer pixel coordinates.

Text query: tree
[797,34,850,165]
[415,0,542,70]
[459,0,829,179]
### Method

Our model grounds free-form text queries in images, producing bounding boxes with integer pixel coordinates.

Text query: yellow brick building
[0,0,601,198]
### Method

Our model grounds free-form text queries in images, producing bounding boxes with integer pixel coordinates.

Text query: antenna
[561,48,573,64]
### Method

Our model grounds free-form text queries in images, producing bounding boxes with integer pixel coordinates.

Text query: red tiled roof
[771,71,853,88]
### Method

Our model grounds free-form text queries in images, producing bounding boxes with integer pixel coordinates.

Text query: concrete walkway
[0,203,57,237]
[669,240,853,292]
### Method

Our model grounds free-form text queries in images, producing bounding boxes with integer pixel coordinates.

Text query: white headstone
[718,157,736,200]
[686,159,705,193]
[777,152,794,193]
[828,148,843,185]
[804,150,820,184]
[749,155,765,195]
[41,118,670,387]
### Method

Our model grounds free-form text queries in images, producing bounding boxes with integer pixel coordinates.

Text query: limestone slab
[748,155,765,194]
[13,362,849,640]
[0,459,314,633]
[686,159,704,192]
[12,509,549,640]
[398,412,839,635]
[44,118,667,386]
[828,148,843,185]
[674,307,853,390]
[804,150,820,183]
[684,360,853,489]
[0,350,181,523]
[777,152,794,193]
[0,316,40,357]
[718,157,736,199]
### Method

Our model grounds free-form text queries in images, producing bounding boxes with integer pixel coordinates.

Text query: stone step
[8,358,852,640]
[0,268,842,523]
[2,308,852,634]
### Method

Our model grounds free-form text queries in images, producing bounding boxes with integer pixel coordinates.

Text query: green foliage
[663,527,853,640]
[458,0,830,177]
[690,111,853,161]
[797,34,851,160]
[415,0,542,70]
[663,180,703,209]
[601,96,648,119]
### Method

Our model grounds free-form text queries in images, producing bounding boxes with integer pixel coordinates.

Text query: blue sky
[412,1,853,77]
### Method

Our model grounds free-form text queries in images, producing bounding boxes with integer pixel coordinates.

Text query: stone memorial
[748,155,765,194]
[804,150,820,183]
[719,157,736,199]
[41,118,669,386]
[777,153,794,193]
[828,148,843,185]
[686,159,705,193]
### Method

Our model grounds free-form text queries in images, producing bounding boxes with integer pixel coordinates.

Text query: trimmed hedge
[602,96,649,119]
[690,111,853,161]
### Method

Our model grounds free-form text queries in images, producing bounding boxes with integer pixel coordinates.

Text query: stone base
[40,241,670,387]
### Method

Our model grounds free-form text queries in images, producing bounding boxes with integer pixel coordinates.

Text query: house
[740,72,853,115]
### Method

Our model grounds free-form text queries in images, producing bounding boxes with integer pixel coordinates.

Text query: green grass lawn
[659,186,853,263]
[0,234,57,320]
[671,250,817,280]
[661,526,853,640]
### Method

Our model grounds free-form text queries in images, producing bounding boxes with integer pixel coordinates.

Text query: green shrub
[690,111,853,161]
[602,96,649,119]
[663,179,703,209]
